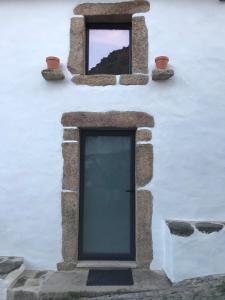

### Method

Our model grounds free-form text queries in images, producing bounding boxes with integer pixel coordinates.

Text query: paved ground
[82,275,225,300]
[7,269,225,300]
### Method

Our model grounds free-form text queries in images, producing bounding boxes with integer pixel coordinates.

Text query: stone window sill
[72,74,149,86]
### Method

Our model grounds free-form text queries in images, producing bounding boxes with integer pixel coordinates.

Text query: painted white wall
[0,0,225,280]
[164,224,225,282]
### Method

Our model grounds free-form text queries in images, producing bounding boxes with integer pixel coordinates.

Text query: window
[86,23,132,75]
[68,1,150,85]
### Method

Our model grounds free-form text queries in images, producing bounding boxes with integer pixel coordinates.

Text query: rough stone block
[152,68,174,81]
[61,192,79,263]
[57,261,77,271]
[62,111,154,128]
[0,257,23,274]
[136,129,152,142]
[68,17,85,74]
[167,221,194,237]
[74,1,150,15]
[41,69,64,81]
[132,16,148,74]
[63,129,79,141]
[136,144,153,187]
[62,142,79,191]
[119,74,149,85]
[195,222,224,234]
[72,75,117,86]
[136,190,153,268]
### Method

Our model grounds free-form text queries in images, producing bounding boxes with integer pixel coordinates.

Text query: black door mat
[87,269,134,286]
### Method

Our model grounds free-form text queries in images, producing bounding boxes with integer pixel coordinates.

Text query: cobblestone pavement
[81,275,225,300]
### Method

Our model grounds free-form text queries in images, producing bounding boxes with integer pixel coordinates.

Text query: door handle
[125,190,135,193]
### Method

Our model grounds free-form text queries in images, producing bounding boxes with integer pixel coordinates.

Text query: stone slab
[8,271,225,300]
[72,75,117,86]
[152,68,174,81]
[40,269,170,299]
[41,69,64,81]
[119,74,149,85]
[136,129,152,142]
[62,142,79,191]
[167,221,194,237]
[61,191,79,263]
[195,222,224,234]
[0,257,23,275]
[62,111,154,128]
[68,17,86,74]
[136,190,153,268]
[74,1,150,16]
[63,128,79,141]
[132,16,148,74]
[136,144,153,187]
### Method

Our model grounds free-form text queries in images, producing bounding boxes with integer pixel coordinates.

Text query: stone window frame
[68,0,150,86]
[58,111,154,271]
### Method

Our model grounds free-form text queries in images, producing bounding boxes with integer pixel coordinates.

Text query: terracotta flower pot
[155,56,169,69]
[46,56,60,69]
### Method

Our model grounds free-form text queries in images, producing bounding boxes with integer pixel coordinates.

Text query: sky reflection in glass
[89,29,129,70]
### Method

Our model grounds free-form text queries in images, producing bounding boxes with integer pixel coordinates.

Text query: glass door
[79,130,135,260]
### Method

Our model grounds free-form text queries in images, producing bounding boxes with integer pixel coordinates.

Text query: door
[79,130,135,261]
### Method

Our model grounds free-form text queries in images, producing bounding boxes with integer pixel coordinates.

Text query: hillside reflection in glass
[88,29,130,75]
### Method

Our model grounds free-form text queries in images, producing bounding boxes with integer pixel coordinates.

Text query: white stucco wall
[0,0,225,281]
[164,223,225,282]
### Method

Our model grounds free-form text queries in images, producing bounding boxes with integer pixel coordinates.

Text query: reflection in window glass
[88,29,130,75]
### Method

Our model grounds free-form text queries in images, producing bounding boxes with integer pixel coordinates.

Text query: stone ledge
[167,221,194,237]
[167,220,225,237]
[62,111,154,128]
[72,75,117,86]
[152,68,174,81]
[74,0,150,16]
[195,222,224,234]
[119,74,149,85]
[41,69,65,81]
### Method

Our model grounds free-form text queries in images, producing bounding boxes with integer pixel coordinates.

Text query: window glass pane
[88,29,130,75]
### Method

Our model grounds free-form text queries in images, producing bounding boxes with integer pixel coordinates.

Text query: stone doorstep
[8,269,171,300]
[8,270,225,300]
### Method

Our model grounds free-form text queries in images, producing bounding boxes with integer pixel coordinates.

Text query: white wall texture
[0,0,225,281]
[164,224,225,282]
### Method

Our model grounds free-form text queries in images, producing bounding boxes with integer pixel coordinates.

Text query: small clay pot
[155,56,169,69]
[46,56,60,69]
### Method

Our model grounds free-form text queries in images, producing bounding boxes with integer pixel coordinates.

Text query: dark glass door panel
[79,130,135,260]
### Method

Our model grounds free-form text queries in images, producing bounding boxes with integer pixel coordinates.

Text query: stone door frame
[58,111,154,271]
